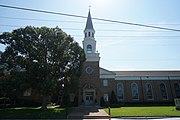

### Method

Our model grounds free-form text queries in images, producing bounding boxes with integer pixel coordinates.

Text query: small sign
[174,98,180,110]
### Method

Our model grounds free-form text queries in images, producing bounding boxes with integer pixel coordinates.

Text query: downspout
[168,76,174,101]
[140,76,144,103]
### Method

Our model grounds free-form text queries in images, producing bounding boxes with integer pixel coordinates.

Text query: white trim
[169,77,180,80]
[141,76,168,80]
[100,74,115,79]
[115,76,180,81]
[115,76,140,80]
[86,53,100,62]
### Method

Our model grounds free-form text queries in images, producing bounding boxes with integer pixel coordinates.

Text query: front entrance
[83,83,96,105]
[85,92,94,105]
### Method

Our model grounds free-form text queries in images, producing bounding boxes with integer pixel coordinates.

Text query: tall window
[131,83,139,100]
[104,94,109,102]
[85,32,87,37]
[160,83,168,100]
[88,32,91,37]
[87,44,92,53]
[117,83,124,101]
[92,33,94,37]
[145,83,153,100]
[174,83,180,98]
[103,80,108,86]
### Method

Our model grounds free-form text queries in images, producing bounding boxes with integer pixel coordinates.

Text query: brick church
[78,10,180,105]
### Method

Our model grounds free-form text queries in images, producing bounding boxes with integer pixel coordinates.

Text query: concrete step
[67,106,109,119]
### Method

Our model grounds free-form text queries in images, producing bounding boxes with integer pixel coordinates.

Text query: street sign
[174,98,180,110]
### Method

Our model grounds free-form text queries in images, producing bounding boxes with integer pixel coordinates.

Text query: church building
[79,10,180,105]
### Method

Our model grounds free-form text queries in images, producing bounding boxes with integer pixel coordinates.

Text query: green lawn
[104,106,180,117]
[0,106,73,119]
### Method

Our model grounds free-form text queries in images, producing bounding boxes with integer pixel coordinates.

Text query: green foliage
[0,26,85,108]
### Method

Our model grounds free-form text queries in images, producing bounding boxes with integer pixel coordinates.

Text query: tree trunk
[41,95,48,110]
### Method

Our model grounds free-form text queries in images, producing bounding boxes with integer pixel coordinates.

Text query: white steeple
[83,10,100,62]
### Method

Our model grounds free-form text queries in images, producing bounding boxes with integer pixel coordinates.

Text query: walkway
[67,105,109,119]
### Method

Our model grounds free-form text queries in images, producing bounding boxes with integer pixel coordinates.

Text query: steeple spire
[84,10,95,32]
[82,10,100,62]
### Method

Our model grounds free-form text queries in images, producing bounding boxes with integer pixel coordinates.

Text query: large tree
[0,26,85,109]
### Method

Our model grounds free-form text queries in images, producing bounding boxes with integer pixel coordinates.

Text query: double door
[85,92,94,105]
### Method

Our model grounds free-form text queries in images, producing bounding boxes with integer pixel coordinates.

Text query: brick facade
[78,10,180,106]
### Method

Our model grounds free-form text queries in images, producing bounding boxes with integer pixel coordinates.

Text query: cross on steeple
[89,5,91,11]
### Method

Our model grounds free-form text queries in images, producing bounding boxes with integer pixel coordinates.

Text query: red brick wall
[100,79,180,103]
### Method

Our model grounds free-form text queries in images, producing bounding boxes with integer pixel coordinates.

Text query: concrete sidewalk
[67,106,109,119]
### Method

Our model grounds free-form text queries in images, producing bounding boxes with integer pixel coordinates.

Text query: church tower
[79,10,101,105]
[83,10,100,61]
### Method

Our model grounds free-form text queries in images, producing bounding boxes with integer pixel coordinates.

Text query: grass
[104,106,180,117]
[0,106,73,119]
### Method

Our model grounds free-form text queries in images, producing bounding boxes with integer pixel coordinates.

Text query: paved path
[67,106,109,119]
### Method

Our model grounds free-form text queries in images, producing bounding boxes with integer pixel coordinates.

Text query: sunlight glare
[91,0,110,8]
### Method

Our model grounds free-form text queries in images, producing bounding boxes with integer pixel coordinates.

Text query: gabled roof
[84,10,94,31]
[100,67,116,75]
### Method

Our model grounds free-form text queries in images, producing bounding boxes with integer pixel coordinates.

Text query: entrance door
[85,92,94,105]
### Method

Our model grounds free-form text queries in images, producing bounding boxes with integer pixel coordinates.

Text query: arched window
[174,83,180,98]
[92,33,94,37]
[85,32,87,37]
[87,44,92,53]
[88,32,91,37]
[145,83,153,100]
[117,83,124,101]
[131,83,139,100]
[160,83,168,100]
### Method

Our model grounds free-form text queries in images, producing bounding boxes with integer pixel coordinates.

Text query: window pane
[117,83,124,100]
[104,94,108,102]
[160,83,168,100]
[85,32,87,37]
[87,44,92,53]
[103,80,108,86]
[131,83,139,100]
[174,83,180,98]
[146,83,153,100]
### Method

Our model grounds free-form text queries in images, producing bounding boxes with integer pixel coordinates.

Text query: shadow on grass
[0,107,71,119]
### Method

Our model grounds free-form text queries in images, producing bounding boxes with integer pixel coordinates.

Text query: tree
[0,26,85,109]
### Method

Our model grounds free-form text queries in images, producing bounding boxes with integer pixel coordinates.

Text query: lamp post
[62,83,68,118]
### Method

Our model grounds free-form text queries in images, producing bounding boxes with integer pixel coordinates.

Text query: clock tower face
[86,66,94,74]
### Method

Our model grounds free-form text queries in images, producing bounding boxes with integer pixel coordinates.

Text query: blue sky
[0,0,180,70]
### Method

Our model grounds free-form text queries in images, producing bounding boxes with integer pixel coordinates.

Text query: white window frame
[104,93,109,102]
[103,80,108,86]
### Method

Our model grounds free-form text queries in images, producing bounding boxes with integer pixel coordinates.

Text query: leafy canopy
[0,26,85,103]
